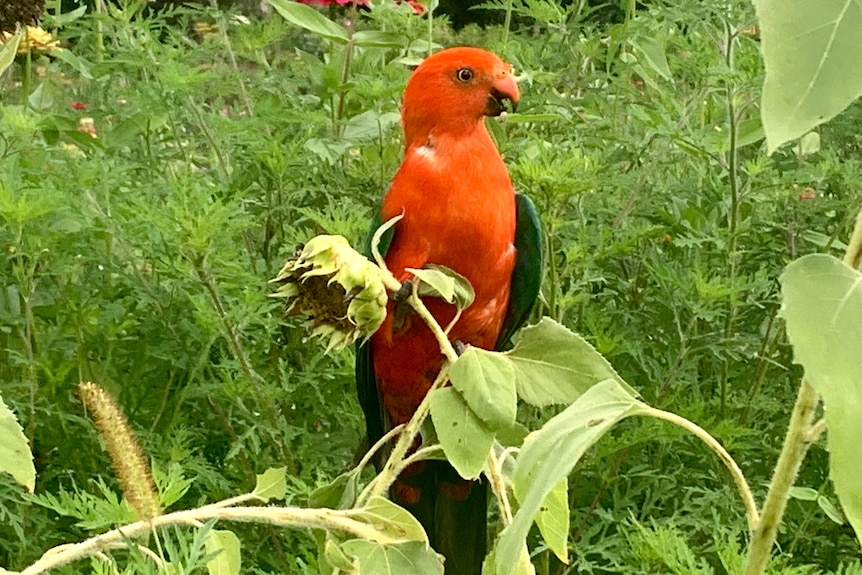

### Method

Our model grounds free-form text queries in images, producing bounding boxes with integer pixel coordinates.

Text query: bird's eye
[456,67,474,83]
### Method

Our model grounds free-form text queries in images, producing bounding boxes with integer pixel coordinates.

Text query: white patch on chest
[411,140,438,168]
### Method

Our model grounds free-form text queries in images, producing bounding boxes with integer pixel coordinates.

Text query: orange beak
[486,72,519,116]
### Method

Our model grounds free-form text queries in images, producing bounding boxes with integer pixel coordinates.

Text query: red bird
[356,47,542,575]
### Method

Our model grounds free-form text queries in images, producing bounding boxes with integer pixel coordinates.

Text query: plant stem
[363,364,450,501]
[210,0,254,117]
[18,503,412,575]
[486,448,513,525]
[842,208,862,269]
[742,205,862,573]
[334,4,356,137]
[644,407,759,533]
[720,19,741,417]
[742,380,819,574]
[502,0,513,47]
[94,0,105,63]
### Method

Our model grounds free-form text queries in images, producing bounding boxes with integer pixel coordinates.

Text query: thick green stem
[742,206,862,573]
[18,502,408,575]
[364,363,450,501]
[742,380,819,574]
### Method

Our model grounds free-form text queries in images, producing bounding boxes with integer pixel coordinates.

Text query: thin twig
[644,407,759,533]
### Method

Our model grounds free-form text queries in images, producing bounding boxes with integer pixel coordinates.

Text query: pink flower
[70,101,87,111]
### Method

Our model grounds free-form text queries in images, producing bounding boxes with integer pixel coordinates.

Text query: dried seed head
[0,0,46,34]
[78,382,161,521]
[272,235,390,352]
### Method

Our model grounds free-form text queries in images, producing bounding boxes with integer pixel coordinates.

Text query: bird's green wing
[495,193,543,350]
[355,207,395,448]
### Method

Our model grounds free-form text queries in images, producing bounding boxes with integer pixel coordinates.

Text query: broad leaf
[534,478,569,563]
[0,395,35,492]
[629,35,672,82]
[496,380,648,574]
[754,0,862,152]
[345,496,428,543]
[482,544,535,575]
[506,318,638,406]
[407,264,475,310]
[429,387,494,479]
[449,348,517,431]
[0,31,22,77]
[339,540,443,575]
[204,530,241,575]
[253,467,286,501]
[266,0,349,44]
[323,537,357,572]
[781,253,862,543]
[353,31,406,49]
[309,470,358,510]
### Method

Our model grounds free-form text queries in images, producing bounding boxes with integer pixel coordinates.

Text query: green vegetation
[1,0,862,573]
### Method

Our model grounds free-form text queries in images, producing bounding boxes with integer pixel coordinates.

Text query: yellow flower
[2,26,60,55]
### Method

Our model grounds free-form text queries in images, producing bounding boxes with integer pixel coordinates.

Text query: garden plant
[1,0,862,573]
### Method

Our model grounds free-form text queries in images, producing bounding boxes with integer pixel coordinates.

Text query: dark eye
[456,67,474,83]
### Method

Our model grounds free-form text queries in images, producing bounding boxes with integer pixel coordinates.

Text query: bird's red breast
[371,47,519,426]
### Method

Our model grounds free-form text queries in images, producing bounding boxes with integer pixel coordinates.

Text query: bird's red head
[401,47,519,148]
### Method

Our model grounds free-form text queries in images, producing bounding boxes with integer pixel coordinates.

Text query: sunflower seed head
[272,235,389,351]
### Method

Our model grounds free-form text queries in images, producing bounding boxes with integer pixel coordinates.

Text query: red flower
[295,0,369,5]
[70,101,87,111]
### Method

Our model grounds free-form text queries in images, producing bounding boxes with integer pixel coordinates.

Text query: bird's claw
[453,340,467,356]
[392,280,414,331]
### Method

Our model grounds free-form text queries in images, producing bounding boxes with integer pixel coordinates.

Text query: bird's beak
[485,72,519,116]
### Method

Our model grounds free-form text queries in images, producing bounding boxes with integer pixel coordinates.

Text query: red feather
[371,47,519,427]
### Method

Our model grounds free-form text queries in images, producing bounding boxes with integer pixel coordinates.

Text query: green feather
[495,193,544,350]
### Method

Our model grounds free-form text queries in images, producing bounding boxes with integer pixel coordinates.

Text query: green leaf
[52,48,93,80]
[28,83,54,111]
[818,495,845,525]
[0,395,35,492]
[353,30,406,49]
[798,131,821,156]
[429,387,494,479]
[449,348,517,431]
[754,0,862,153]
[345,496,428,543]
[0,30,21,77]
[789,486,819,501]
[534,478,569,563]
[309,471,358,510]
[781,253,862,544]
[204,529,241,575]
[497,380,647,574]
[43,5,87,25]
[505,318,638,406]
[342,110,400,141]
[407,264,475,310]
[735,117,765,148]
[629,35,672,82]
[339,540,443,575]
[266,0,349,44]
[324,538,357,571]
[253,467,286,502]
[482,544,535,575]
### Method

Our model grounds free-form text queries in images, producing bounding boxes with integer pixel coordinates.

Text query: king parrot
[355,47,543,575]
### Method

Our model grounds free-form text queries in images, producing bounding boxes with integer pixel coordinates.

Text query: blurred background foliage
[1,0,860,572]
